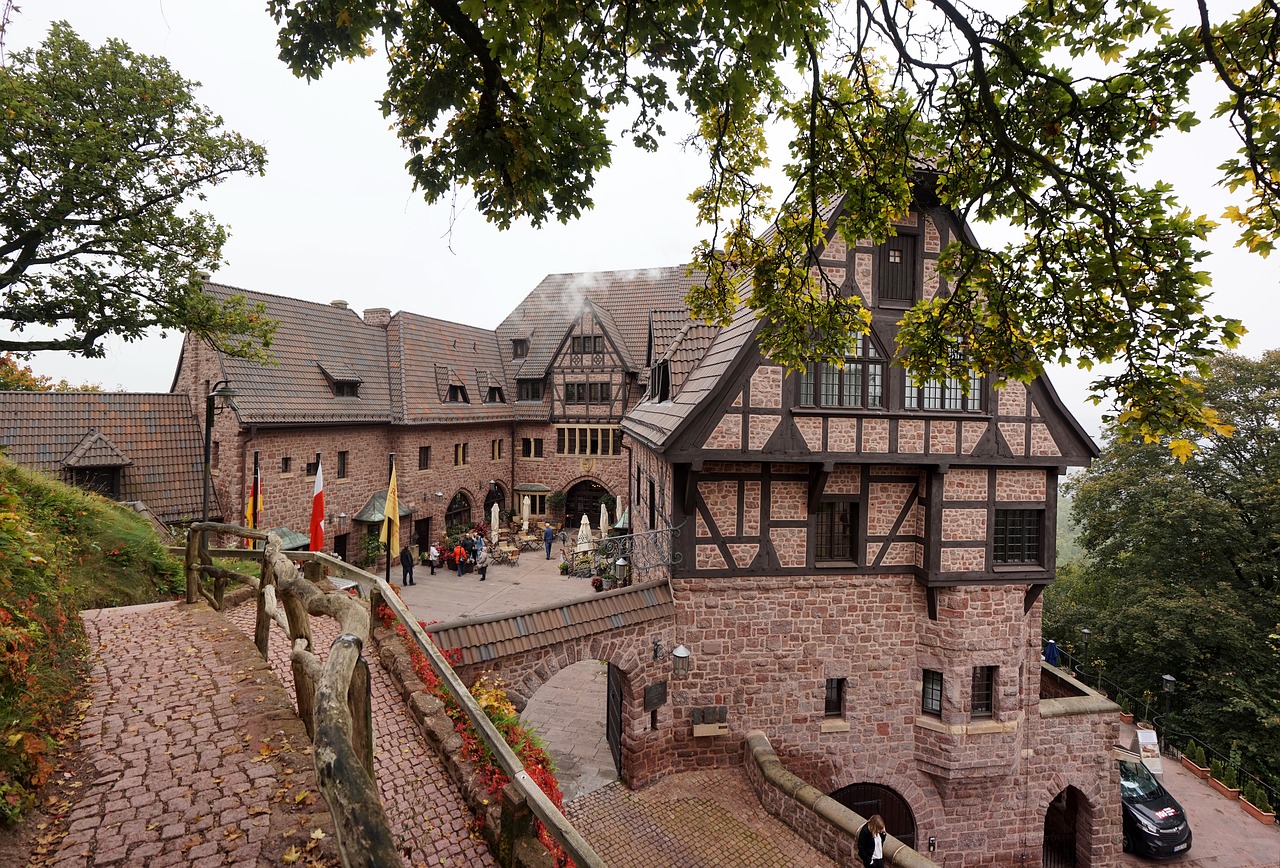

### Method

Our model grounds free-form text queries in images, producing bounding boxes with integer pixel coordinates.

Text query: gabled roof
[0,391,206,523]
[648,309,689,367]
[64,429,132,468]
[624,298,759,447]
[657,319,722,395]
[584,298,636,372]
[496,266,700,381]
[190,283,394,425]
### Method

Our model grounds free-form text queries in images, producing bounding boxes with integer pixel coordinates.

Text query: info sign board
[1131,727,1163,775]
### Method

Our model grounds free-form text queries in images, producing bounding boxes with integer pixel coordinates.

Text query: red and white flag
[309,458,325,551]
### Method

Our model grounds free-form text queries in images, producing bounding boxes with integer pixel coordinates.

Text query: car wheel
[1122,831,1133,854]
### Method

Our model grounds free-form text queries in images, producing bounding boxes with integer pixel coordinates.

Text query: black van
[1120,757,1193,858]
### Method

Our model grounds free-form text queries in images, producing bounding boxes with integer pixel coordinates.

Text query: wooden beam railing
[184,523,400,867]
[181,525,604,867]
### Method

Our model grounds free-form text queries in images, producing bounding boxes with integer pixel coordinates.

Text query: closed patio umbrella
[599,501,609,534]
[576,512,593,551]
[521,495,531,533]
[490,502,501,543]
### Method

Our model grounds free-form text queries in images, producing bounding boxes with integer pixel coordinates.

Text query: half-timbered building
[622,198,1117,864]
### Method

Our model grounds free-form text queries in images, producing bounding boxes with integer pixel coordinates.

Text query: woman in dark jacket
[857,814,887,868]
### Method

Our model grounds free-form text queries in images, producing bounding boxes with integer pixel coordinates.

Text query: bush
[1223,764,1239,789]
[1211,758,1226,781]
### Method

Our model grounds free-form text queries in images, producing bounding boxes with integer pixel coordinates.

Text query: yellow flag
[380,459,399,546]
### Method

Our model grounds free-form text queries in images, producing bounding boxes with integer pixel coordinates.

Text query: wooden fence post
[184,530,200,604]
[349,655,375,779]
[254,553,275,660]
[282,589,316,738]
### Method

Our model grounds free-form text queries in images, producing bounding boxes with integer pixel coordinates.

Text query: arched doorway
[1043,787,1080,867]
[565,479,608,527]
[830,783,916,848]
[445,491,472,531]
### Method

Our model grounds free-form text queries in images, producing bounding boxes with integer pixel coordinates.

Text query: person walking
[399,546,415,586]
[476,546,492,581]
[857,815,887,868]
[454,540,466,577]
[543,523,555,559]
[428,543,439,575]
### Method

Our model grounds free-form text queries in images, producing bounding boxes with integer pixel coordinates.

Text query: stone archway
[519,660,618,804]
[830,782,917,848]
[564,479,610,528]
[1043,786,1084,868]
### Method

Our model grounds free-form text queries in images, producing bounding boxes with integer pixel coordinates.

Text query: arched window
[445,492,472,531]
[830,782,916,848]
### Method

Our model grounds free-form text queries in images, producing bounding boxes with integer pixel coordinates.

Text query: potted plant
[1209,759,1241,800]
[1117,695,1134,725]
[559,560,570,575]
[600,569,616,591]
[1180,739,1210,779]
[1239,781,1276,824]
[591,576,603,592]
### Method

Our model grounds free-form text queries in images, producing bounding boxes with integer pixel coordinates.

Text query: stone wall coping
[1039,662,1121,718]
[744,730,940,868]
[913,713,1023,735]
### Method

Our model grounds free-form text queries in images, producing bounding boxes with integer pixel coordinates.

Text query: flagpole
[384,453,394,584]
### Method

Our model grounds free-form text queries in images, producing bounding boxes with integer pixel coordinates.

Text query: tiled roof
[659,320,722,395]
[392,312,515,424]
[0,391,207,523]
[648,309,690,367]
[197,283,394,425]
[624,299,762,448]
[427,580,675,666]
[64,429,132,468]
[496,267,701,381]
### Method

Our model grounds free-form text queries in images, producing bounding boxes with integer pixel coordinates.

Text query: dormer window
[447,384,470,403]
[485,386,505,403]
[318,362,363,398]
[650,362,672,402]
[512,339,529,359]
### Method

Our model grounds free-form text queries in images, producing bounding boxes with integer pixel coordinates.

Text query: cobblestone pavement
[564,768,838,868]
[225,601,495,868]
[51,602,339,867]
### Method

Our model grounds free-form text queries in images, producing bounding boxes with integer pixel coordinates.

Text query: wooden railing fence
[182,523,606,868]
[183,522,399,867]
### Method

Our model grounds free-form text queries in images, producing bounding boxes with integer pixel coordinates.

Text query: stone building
[171,268,695,559]
[171,190,1116,865]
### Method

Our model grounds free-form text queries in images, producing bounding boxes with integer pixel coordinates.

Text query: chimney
[363,308,391,329]
[330,300,348,309]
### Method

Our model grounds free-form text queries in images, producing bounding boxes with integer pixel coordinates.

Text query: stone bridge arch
[426,580,675,785]
[427,579,674,708]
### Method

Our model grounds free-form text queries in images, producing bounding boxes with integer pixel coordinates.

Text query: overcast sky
[7,1,1278,438]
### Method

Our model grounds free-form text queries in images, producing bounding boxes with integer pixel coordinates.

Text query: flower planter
[1179,755,1210,779]
[1240,798,1276,825]
[1119,712,1134,725]
[1209,776,1241,800]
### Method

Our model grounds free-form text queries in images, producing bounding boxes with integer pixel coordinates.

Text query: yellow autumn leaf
[310,829,326,840]
[282,845,302,864]
[1169,438,1196,463]
[294,790,309,803]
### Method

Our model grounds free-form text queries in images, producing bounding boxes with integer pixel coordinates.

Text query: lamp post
[1078,627,1092,686]
[202,381,239,523]
[653,637,692,677]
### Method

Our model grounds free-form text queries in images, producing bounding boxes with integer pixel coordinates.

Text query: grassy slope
[0,454,184,824]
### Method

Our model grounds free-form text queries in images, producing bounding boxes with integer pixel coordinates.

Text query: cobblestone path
[225,601,495,867]
[50,602,339,867]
